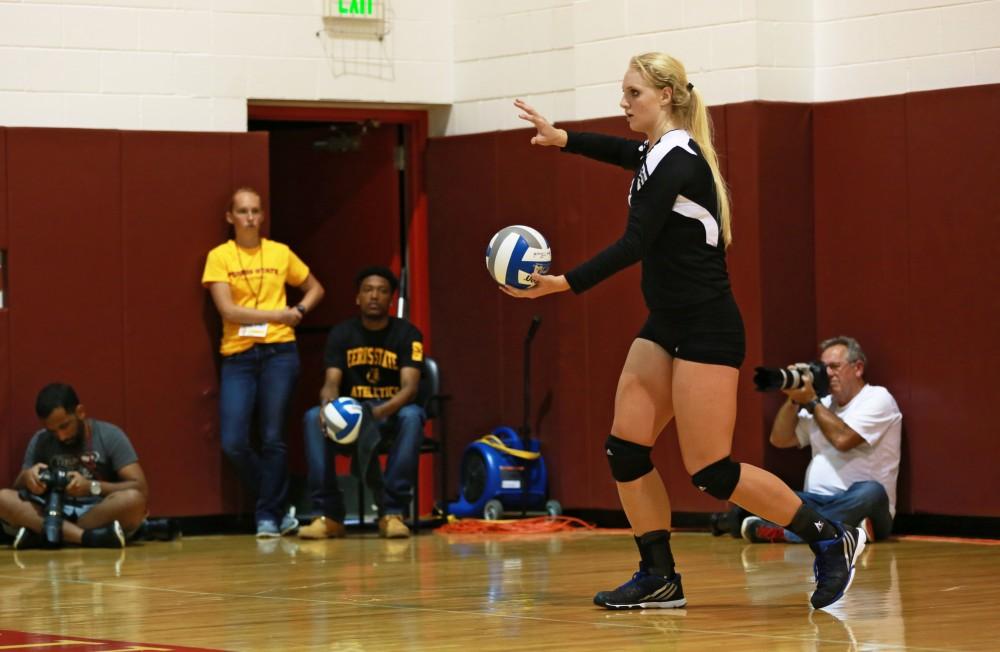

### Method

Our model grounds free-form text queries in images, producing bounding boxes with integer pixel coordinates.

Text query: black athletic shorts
[637,293,746,368]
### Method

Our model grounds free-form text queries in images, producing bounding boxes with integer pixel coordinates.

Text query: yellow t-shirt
[202,238,310,356]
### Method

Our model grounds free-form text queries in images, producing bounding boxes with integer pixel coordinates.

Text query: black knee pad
[691,456,741,500]
[605,435,654,482]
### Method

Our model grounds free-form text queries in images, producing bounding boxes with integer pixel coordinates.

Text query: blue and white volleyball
[321,397,364,445]
[485,225,551,289]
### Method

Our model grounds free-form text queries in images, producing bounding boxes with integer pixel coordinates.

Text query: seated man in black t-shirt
[300,266,425,540]
[0,383,148,549]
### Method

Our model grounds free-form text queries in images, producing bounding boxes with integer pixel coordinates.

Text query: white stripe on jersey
[636,130,697,192]
[673,194,719,247]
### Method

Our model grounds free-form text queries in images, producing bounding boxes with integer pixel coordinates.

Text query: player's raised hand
[514,99,568,148]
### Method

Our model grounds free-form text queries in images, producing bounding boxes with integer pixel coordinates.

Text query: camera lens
[753,362,831,396]
[779,367,805,390]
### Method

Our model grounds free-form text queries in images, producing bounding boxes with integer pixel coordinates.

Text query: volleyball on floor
[485,225,551,289]
[321,397,364,445]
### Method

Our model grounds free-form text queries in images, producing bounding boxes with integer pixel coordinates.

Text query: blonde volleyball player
[503,53,865,610]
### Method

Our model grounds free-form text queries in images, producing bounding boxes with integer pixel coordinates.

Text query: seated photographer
[0,383,148,549]
[718,336,902,543]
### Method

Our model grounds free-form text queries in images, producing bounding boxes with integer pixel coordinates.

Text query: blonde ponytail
[686,87,731,247]
[630,53,732,247]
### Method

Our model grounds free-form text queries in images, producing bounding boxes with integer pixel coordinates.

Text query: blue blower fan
[448,316,562,520]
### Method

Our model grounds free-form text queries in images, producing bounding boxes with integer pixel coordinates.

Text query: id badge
[238,323,268,338]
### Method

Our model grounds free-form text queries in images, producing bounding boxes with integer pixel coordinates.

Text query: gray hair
[819,335,867,366]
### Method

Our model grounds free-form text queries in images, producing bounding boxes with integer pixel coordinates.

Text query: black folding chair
[357,356,447,532]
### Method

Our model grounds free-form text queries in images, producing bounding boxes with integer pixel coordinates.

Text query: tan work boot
[378,514,411,539]
[298,516,346,539]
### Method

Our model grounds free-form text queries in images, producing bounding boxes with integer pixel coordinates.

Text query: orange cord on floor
[435,514,596,534]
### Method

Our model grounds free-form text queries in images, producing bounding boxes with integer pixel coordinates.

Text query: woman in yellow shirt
[202,187,324,538]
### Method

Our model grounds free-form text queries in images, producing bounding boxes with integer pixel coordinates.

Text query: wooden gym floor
[1,530,998,651]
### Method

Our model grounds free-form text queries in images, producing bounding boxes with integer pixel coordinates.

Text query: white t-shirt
[795,384,903,516]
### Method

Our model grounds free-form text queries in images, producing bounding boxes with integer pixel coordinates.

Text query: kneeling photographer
[712,336,902,544]
[0,383,148,549]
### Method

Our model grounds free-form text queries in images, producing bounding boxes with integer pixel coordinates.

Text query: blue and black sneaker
[593,565,686,610]
[810,523,866,609]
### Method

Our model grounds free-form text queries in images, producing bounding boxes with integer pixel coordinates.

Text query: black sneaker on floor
[132,517,181,542]
[82,520,126,549]
[594,567,686,610]
[709,511,731,537]
[710,507,746,538]
[12,527,45,550]
[741,516,788,543]
[809,523,866,609]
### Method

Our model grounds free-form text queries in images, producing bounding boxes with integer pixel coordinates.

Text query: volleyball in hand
[321,397,364,445]
[485,225,551,289]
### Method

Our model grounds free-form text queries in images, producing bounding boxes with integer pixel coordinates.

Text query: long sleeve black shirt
[562,129,732,311]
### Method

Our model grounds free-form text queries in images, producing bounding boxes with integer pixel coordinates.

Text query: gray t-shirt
[22,419,139,484]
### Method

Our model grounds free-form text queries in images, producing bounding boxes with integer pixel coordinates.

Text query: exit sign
[321,0,387,38]
[338,0,374,16]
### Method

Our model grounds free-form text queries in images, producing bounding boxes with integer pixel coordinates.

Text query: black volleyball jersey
[323,316,424,401]
[562,129,732,310]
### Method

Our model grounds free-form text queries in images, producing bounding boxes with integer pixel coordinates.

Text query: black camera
[753,361,830,397]
[37,466,72,546]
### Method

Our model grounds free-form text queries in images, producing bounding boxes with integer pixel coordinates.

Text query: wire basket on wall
[318,0,393,79]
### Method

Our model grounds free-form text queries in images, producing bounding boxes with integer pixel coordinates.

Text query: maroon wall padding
[1,127,269,516]
[265,123,401,477]
[0,128,9,480]
[904,85,1000,516]
[815,85,1000,516]
[7,129,126,464]
[0,311,8,481]
[426,133,503,501]
[120,132,239,516]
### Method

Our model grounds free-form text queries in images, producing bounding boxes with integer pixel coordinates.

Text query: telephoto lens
[38,468,71,547]
[753,366,804,391]
[753,361,830,396]
[42,490,64,545]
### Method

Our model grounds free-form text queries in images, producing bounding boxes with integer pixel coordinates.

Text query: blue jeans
[303,401,425,521]
[219,342,300,524]
[783,480,893,542]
